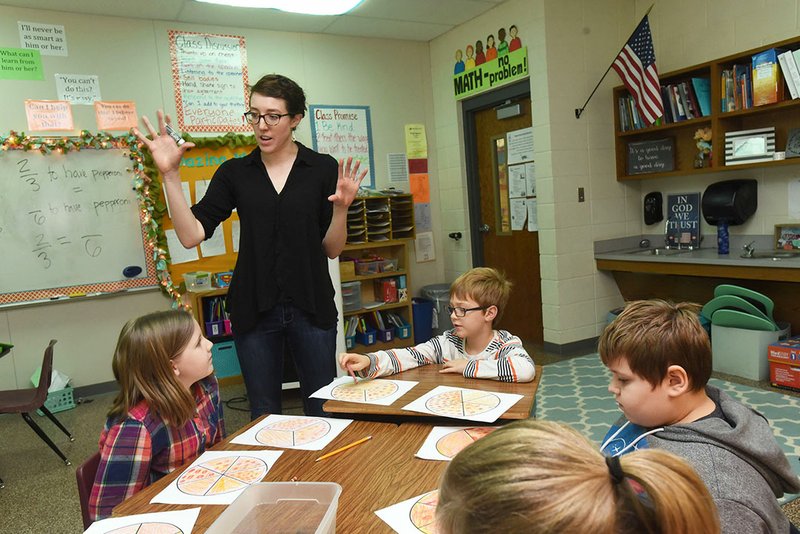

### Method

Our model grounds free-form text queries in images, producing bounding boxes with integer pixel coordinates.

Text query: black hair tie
[605,454,625,484]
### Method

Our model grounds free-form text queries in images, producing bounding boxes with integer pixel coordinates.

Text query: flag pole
[574,4,654,119]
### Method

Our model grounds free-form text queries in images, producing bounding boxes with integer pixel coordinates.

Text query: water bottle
[717,220,729,255]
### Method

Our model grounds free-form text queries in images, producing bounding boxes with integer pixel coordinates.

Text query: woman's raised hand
[131,110,195,182]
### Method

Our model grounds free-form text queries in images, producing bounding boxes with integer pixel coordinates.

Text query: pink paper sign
[95,101,138,130]
[25,99,73,131]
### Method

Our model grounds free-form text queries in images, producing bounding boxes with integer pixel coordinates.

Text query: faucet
[741,241,756,258]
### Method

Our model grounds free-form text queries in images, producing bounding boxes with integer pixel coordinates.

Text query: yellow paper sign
[95,101,138,130]
[25,99,73,131]
[404,124,428,158]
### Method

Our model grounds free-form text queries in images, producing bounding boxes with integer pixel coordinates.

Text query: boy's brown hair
[598,299,711,391]
[450,267,512,325]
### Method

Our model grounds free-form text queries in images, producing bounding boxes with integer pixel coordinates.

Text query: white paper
[375,490,439,534]
[54,73,100,105]
[789,179,800,219]
[510,198,527,231]
[414,203,432,232]
[18,21,68,56]
[506,126,534,165]
[150,450,282,505]
[414,231,435,262]
[231,414,353,450]
[163,182,192,218]
[508,164,527,198]
[387,153,409,183]
[525,162,536,196]
[527,199,539,232]
[84,508,200,534]
[402,385,523,423]
[415,426,499,461]
[165,229,199,264]
[310,376,418,406]
[194,179,209,203]
[200,227,226,257]
[231,220,241,253]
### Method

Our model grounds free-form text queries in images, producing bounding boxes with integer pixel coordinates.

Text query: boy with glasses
[338,267,535,382]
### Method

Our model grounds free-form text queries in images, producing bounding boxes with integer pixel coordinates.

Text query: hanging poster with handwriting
[309,105,375,189]
[25,99,73,131]
[95,101,138,130]
[626,138,675,175]
[169,30,250,133]
[0,140,157,306]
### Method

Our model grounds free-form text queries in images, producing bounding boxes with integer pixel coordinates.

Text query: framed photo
[786,128,800,158]
[724,127,775,165]
[774,224,800,250]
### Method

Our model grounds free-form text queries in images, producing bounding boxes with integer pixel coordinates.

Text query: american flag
[612,15,663,125]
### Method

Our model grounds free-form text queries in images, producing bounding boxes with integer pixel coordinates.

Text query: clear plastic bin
[206,482,342,534]
[355,260,381,275]
[341,281,362,312]
[379,258,399,272]
[183,271,212,291]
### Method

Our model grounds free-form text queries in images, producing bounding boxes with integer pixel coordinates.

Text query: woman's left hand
[329,157,368,208]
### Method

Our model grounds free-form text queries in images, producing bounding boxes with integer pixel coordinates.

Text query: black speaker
[643,192,663,225]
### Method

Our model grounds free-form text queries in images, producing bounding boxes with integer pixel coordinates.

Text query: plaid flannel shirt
[88,375,225,521]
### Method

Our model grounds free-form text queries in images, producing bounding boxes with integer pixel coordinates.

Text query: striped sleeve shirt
[361,329,535,382]
[88,375,225,522]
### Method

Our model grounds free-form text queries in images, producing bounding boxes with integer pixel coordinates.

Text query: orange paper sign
[409,173,430,203]
[25,99,73,131]
[95,101,138,130]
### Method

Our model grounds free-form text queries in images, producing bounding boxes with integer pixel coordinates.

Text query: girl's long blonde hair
[107,310,198,426]
[436,419,719,534]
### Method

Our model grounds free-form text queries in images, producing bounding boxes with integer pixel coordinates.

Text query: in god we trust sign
[666,192,700,247]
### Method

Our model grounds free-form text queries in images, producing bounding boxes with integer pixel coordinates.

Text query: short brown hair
[107,310,198,426]
[437,419,720,534]
[598,300,710,391]
[450,267,512,325]
[250,74,306,117]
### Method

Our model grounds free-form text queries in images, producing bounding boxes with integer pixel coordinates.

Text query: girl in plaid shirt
[88,310,225,522]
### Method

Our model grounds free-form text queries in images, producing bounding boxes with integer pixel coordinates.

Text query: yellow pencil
[315,435,372,462]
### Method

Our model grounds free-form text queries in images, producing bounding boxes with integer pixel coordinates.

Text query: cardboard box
[767,336,800,364]
[769,360,800,391]
[375,278,398,303]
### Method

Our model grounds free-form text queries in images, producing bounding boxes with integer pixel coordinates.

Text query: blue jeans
[233,303,336,419]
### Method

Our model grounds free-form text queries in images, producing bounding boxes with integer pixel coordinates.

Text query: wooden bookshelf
[340,239,414,351]
[614,36,800,180]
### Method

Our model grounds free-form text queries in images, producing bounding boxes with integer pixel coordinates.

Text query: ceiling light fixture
[193,0,364,16]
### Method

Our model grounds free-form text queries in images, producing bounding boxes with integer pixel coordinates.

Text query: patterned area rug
[534,354,800,503]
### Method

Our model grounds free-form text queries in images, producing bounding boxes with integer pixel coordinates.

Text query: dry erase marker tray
[206,482,342,534]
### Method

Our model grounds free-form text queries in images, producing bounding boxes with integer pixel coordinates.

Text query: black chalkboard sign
[627,138,675,175]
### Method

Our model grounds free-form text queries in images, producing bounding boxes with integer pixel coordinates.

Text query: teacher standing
[134,74,366,419]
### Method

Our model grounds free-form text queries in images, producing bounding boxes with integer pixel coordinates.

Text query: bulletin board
[145,134,256,289]
[309,105,375,188]
[0,131,158,306]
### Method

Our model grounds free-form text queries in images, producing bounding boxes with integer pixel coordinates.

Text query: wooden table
[323,364,543,423]
[113,419,450,533]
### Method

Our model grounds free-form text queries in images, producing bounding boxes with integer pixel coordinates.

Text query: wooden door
[473,97,542,344]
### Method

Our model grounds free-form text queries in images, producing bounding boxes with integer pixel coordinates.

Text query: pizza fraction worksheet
[150,450,283,505]
[83,508,201,534]
[230,414,353,450]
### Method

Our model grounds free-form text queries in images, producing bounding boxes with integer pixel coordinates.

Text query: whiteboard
[0,147,156,304]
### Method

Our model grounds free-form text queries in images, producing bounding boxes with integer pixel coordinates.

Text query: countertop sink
[744,250,800,259]
[627,247,691,256]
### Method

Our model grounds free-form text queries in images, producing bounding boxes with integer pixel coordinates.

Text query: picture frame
[785,127,800,158]
[774,224,800,250]
[724,127,775,165]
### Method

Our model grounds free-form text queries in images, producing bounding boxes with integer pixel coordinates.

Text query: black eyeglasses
[447,305,488,317]
[243,111,291,126]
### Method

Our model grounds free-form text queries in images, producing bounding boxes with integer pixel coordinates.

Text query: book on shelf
[690,77,711,116]
[752,48,785,106]
[777,50,800,99]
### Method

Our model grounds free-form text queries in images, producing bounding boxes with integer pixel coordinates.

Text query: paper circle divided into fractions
[409,490,439,534]
[177,456,267,496]
[435,427,496,458]
[331,380,399,402]
[255,417,331,447]
[425,390,501,417]
[107,523,183,534]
